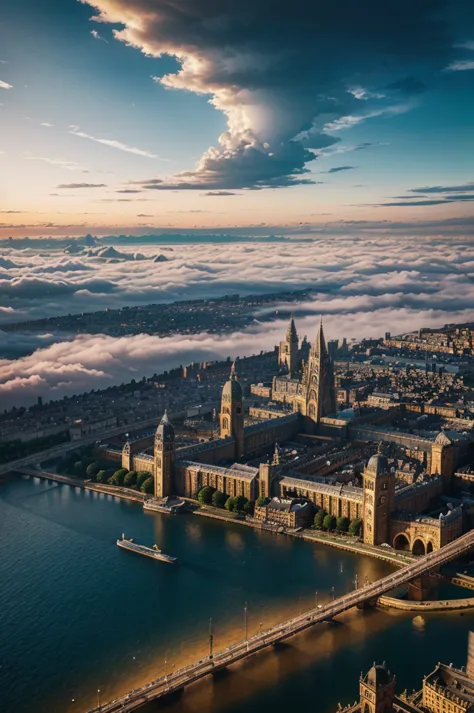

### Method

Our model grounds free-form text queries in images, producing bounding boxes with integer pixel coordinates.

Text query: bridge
[86,527,474,713]
[17,466,85,487]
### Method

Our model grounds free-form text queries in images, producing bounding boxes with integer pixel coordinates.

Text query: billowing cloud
[0,80,13,89]
[81,0,465,190]
[446,60,474,71]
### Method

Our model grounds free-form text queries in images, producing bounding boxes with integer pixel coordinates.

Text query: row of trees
[197,486,255,515]
[58,454,154,494]
[313,510,362,536]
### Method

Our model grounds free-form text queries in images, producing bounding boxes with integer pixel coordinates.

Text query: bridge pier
[357,597,378,610]
[408,575,435,602]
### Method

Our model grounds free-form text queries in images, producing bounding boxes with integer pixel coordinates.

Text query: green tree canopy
[96,469,108,484]
[86,461,100,479]
[140,476,154,494]
[124,471,137,487]
[137,471,151,488]
[336,516,350,533]
[256,495,270,507]
[111,468,128,486]
[225,496,235,511]
[313,509,327,530]
[348,518,362,537]
[243,500,255,515]
[198,486,215,504]
[232,495,247,513]
[211,490,227,508]
[323,514,336,531]
[73,460,86,478]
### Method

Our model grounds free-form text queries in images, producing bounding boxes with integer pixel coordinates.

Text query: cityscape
[2,1,474,712]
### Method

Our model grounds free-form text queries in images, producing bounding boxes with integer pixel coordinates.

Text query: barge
[117,534,178,564]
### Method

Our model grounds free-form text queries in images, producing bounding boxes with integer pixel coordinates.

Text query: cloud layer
[2,233,474,406]
[81,0,466,190]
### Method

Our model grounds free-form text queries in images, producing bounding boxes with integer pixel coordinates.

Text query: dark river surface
[1,476,472,713]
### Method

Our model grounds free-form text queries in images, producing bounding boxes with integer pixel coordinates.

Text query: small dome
[435,431,452,446]
[365,663,392,688]
[156,411,175,441]
[222,363,243,400]
[367,445,389,476]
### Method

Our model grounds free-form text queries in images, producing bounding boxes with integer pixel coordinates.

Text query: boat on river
[117,534,178,564]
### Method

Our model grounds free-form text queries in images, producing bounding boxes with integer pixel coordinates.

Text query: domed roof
[156,410,175,441]
[366,444,389,476]
[365,663,392,688]
[222,363,243,400]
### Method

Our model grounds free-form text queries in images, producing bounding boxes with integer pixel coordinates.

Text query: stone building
[337,632,474,712]
[362,447,395,547]
[254,497,314,528]
[278,315,299,376]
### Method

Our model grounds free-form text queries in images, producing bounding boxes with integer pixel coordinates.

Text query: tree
[243,500,255,516]
[323,514,336,531]
[73,460,86,478]
[212,490,227,508]
[198,486,215,504]
[140,476,154,494]
[86,462,100,479]
[313,509,327,530]
[137,471,151,488]
[111,468,128,486]
[336,516,350,533]
[349,518,362,537]
[256,495,269,507]
[124,471,137,487]
[232,495,247,513]
[96,469,108,484]
[225,496,235,511]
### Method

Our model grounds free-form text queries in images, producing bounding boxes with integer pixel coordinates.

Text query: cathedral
[118,315,466,557]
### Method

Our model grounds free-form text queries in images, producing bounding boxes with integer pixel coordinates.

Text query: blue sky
[1,0,474,236]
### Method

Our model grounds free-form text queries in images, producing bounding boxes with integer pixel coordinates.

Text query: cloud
[408,182,474,194]
[40,122,54,128]
[80,0,464,190]
[325,165,355,174]
[0,80,13,89]
[445,60,474,71]
[57,182,107,189]
[23,155,87,172]
[347,86,385,100]
[91,29,108,42]
[69,128,160,159]
[204,191,239,196]
[116,189,143,194]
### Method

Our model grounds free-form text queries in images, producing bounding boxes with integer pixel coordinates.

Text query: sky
[1,0,474,237]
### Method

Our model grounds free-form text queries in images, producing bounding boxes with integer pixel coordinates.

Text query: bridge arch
[412,539,426,556]
[426,541,434,554]
[393,533,411,551]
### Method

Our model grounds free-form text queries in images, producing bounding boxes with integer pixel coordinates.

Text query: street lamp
[97,689,101,710]
[209,618,214,659]
[315,591,318,607]
[331,586,335,601]
[244,602,248,650]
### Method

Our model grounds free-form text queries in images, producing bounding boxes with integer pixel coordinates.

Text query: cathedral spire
[286,314,298,343]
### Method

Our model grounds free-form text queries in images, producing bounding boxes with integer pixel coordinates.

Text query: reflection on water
[1,477,473,713]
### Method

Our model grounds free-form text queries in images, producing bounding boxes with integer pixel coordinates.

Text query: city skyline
[1,0,474,237]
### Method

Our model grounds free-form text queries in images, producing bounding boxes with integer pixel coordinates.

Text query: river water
[1,476,473,713]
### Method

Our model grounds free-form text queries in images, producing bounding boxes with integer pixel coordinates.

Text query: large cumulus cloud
[80,0,464,189]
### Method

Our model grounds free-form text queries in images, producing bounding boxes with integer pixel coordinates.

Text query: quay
[85,527,474,713]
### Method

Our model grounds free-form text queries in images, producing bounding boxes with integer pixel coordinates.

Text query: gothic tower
[362,445,395,546]
[430,431,455,490]
[154,411,175,498]
[278,315,299,376]
[359,663,396,713]
[303,320,336,426]
[220,363,245,459]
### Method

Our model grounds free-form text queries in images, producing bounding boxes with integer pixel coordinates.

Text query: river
[0,476,472,713]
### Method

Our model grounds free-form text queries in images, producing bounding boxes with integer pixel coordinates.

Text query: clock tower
[362,444,395,546]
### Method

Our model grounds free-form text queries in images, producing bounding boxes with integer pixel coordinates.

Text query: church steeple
[279,314,299,376]
[303,318,336,426]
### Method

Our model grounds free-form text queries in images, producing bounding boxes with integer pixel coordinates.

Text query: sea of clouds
[1,235,474,409]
